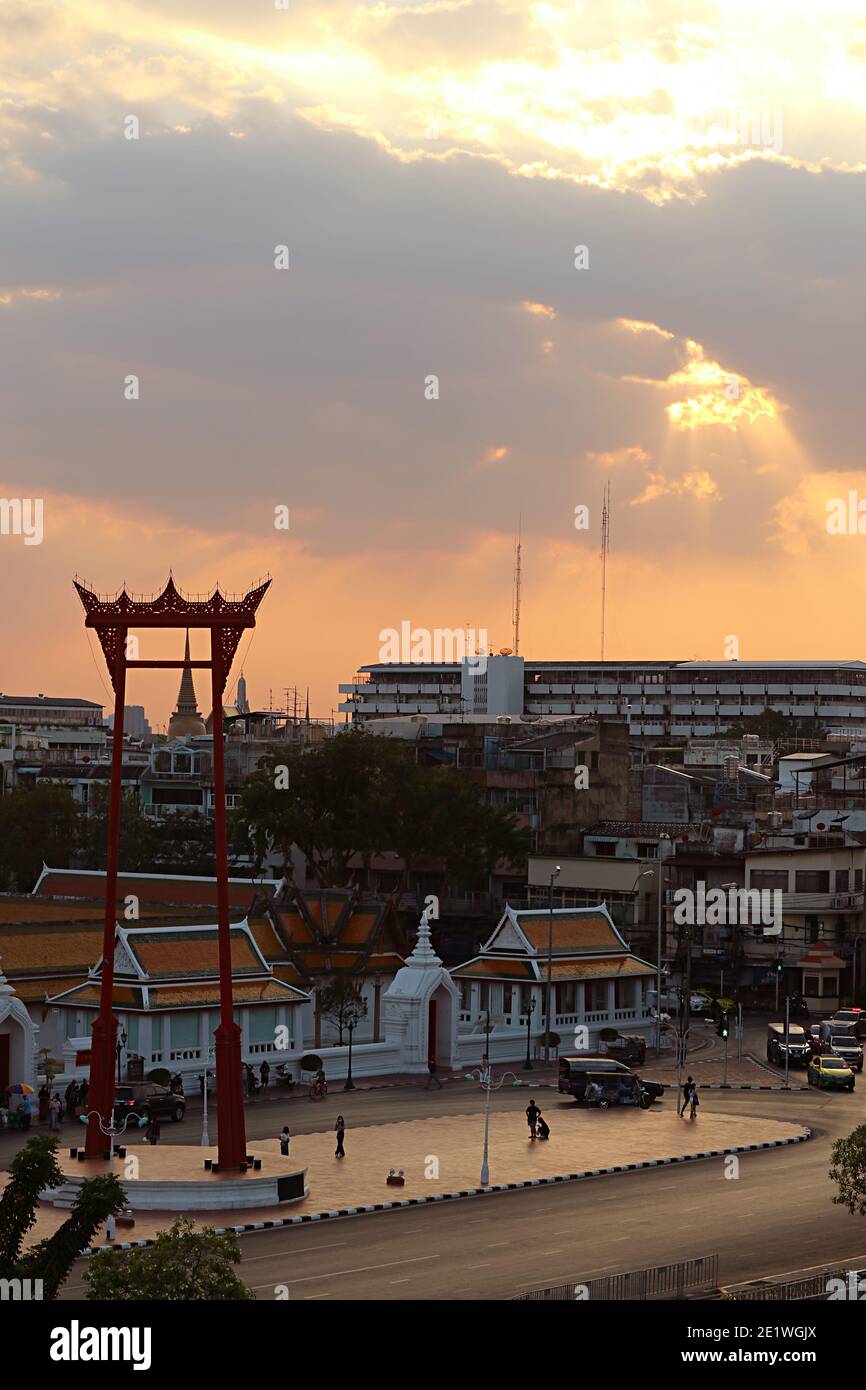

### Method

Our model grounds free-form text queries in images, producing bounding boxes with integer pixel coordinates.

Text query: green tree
[317,975,369,1045]
[0,784,80,892]
[85,1216,254,1300]
[830,1124,866,1215]
[234,727,416,886]
[234,727,529,890]
[0,1134,127,1299]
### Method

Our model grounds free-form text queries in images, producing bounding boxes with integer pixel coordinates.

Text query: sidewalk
[28,1102,810,1259]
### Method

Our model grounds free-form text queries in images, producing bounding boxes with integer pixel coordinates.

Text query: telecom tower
[600,481,611,661]
[512,519,522,655]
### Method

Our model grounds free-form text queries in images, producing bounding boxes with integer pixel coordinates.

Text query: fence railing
[724,1265,866,1301]
[513,1253,718,1301]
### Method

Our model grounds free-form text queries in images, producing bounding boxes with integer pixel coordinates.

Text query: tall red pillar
[211,639,247,1168]
[85,629,127,1157]
[74,575,270,1172]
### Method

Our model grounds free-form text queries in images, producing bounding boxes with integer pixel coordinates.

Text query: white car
[689,993,708,1012]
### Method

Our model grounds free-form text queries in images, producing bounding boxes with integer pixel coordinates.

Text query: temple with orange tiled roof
[450,903,657,1061]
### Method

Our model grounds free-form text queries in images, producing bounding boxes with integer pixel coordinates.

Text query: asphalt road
[55,1079,866,1302]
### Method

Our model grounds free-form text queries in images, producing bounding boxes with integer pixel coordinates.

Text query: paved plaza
[9,1099,809,1259]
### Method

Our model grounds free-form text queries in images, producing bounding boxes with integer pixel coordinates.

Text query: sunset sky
[2,0,866,727]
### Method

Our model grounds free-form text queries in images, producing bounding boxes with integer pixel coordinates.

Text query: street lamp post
[524,996,536,1070]
[344,1021,356,1091]
[656,836,671,1050]
[116,1028,127,1085]
[201,1045,215,1148]
[465,1062,522,1186]
[80,1106,143,1164]
[545,866,561,1063]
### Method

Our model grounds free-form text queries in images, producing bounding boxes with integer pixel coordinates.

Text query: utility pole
[784,993,790,1088]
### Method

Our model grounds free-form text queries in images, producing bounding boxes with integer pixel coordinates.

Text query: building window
[594,842,616,857]
[835,869,850,892]
[586,980,607,1012]
[750,870,788,892]
[804,974,820,995]
[636,843,658,859]
[857,870,864,892]
[555,982,575,1014]
[170,1012,199,1051]
[249,1006,277,1044]
[794,871,830,893]
[503,985,514,1015]
[459,981,472,1010]
[125,1015,139,1054]
[478,983,490,1014]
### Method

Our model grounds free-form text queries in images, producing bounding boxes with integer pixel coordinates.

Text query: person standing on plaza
[65,1080,78,1121]
[48,1093,62,1132]
[145,1116,161,1146]
[78,1078,88,1111]
[679,1076,696,1118]
[260,1060,270,1091]
[279,1126,290,1156]
[20,1093,32,1129]
[38,1084,50,1123]
[335,1115,346,1159]
[426,1058,442,1090]
[525,1098,541,1139]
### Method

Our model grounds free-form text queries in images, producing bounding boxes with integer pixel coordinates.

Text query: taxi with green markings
[807,1054,856,1092]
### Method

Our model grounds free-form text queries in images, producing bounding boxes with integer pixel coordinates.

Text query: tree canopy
[86,1216,253,1300]
[234,725,528,889]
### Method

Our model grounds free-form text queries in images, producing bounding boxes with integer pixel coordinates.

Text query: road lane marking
[251,1253,439,1290]
[243,1241,347,1264]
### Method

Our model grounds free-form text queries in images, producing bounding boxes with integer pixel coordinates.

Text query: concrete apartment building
[341,656,866,739]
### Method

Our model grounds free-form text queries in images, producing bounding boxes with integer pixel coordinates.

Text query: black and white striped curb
[694,1083,810,1092]
[79,1127,811,1255]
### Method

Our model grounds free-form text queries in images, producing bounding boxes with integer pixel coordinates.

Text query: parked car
[807,1055,855,1091]
[766,1021,811,1067]
[113,1082,186,1125]
[558,1056,665,1105]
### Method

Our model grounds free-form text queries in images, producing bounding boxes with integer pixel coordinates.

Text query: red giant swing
[74,574,270,1169]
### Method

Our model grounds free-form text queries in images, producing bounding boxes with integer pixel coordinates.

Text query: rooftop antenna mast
[512,517,522,655]
[600,480,610,661]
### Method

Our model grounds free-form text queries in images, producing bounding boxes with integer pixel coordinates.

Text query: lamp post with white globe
[465,1061,522,1187]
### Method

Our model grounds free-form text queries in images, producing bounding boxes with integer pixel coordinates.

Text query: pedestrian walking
[38,1085,50,1124]
[20,1094,32,1129]
[48,1093,62,1133]
[260,1060,270,1090]
[145,1117,161,1146]
[425,1058,443,1090]
[279,1126,290,1156]
[525,1098,541,1139]
[335,1115,346,1158]
[242,1066,249,1099]
[64,1081,78,1121]
[679,1076,696,1118]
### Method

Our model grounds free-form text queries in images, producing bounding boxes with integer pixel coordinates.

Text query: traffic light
[775,959,783,974]
[717,1013,729,1039]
